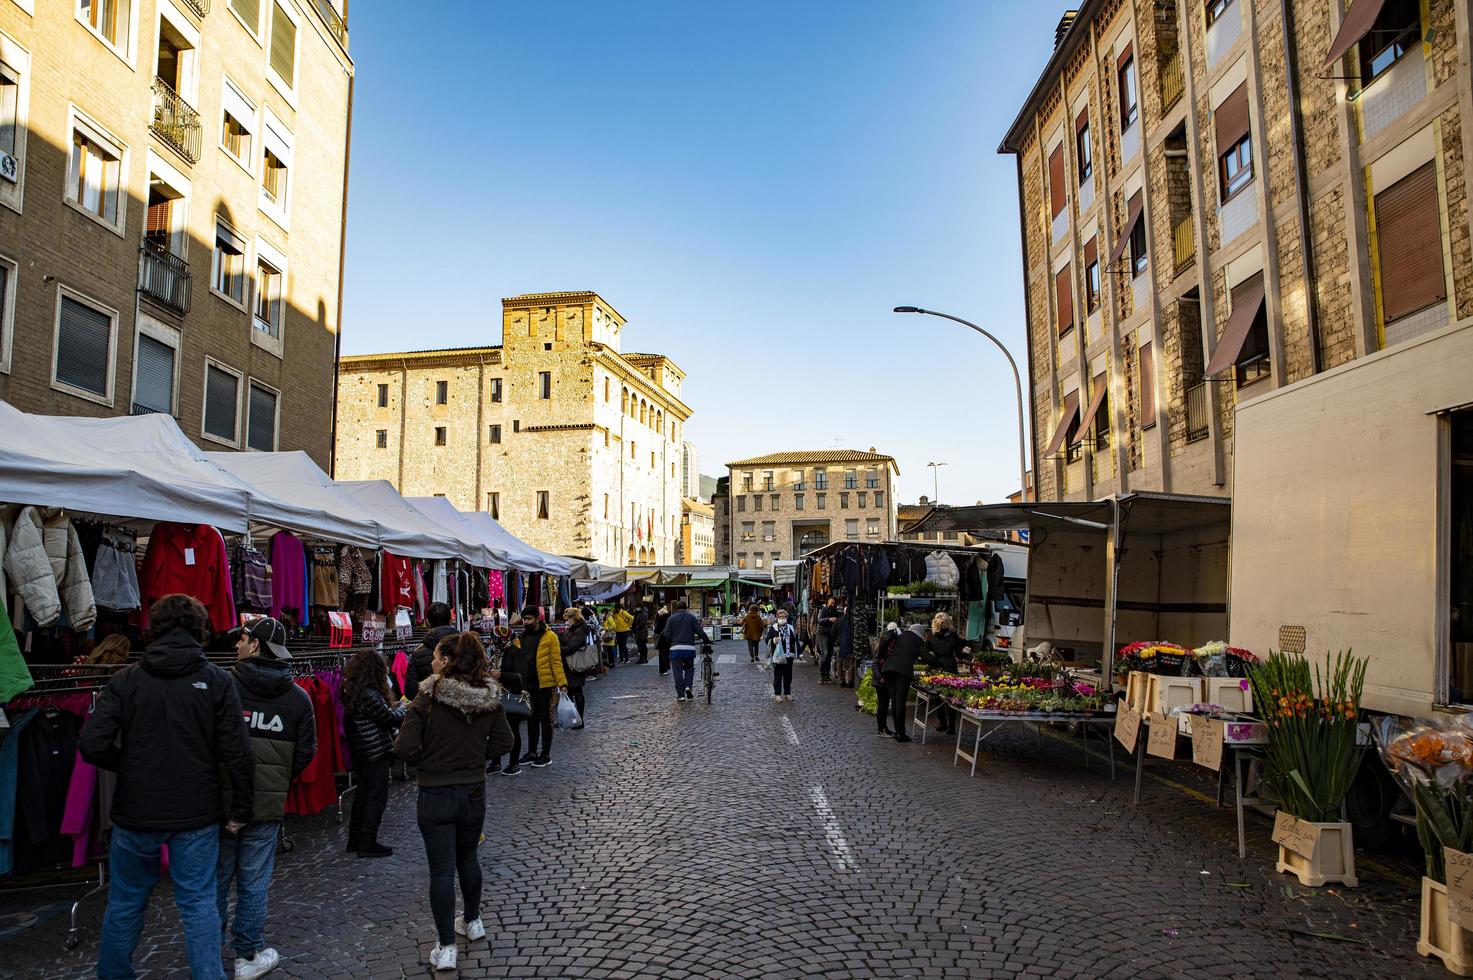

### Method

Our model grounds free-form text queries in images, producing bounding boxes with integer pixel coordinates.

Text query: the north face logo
[244,710,284,733]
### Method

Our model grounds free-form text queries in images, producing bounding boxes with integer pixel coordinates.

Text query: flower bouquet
[1247,650,1366,887]
[1192,640,1259,678]
[1117,641,1192,677]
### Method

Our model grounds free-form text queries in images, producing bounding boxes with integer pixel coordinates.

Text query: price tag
[184,547,196,566]
[394,609,413,641]
[1146,711,1177,759]
[1446,849,1473,930]
[1191,716,1225,771]
[1114,704,1142,754]
[1271,811,1320,859]
[361,613,386,645]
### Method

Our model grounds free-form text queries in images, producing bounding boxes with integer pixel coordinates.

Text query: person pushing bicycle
[660,600,711,703]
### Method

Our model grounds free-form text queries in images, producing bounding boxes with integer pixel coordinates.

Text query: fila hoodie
[223,656,316,823]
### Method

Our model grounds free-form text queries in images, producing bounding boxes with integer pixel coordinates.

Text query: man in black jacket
[218,617,316,979]
[632,603,650,664]
[405,603,457,700]
[881,623,927,742]
[80,594,254,980]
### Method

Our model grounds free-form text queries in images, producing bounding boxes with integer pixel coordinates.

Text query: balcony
[312,0,349,48]
[151,77,201,164]
[1185,382,1210,442]
[181,0,209,15]
[1160,50,1184,112]
[139,240,192,314]
[1173,215,1195,271]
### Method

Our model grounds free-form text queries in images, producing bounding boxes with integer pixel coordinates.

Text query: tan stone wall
[727,460,894,567]
[0,0,350,467]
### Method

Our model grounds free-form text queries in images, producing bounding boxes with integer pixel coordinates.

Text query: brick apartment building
[1001,0,1472,502]
[333,291,692,567]
[0,0,353,466]
[725,450,897,570]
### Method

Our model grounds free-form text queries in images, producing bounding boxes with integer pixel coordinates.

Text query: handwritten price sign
[1146,711,1177,760]
[361,613,386,645]
[1114,704,1142,754]
[1446,849,1473,929]
[1191,717,1225,772]
[1272,811,1321,860]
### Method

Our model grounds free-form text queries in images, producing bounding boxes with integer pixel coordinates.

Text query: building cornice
[338,347,502,372]
[593,349,693,419]
[998,0,1107,155]
[503,291,627,324]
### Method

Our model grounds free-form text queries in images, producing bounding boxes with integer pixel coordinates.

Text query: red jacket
[381,552,414,614]
[139,523,236,634]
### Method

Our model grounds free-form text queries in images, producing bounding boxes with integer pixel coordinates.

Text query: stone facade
[725,450,897,570]
[334,292,691,566]
[677,497,715,566]
[0,0,352,467]
[1002,0,1473,504]
[711,476,731,567]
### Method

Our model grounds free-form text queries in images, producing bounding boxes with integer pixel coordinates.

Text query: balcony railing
[151,77,202,164]
[1173,215,1195,271]
[312,0,348,47]
[130,402,167,416]
[181,0,209,15]
[1185,382,1210,442]
[1160,49,1185,111]
[139,239,192,314]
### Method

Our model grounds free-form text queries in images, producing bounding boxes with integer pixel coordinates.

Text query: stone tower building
[333,291,691,566]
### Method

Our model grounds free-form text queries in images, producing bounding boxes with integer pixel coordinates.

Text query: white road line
[810,785,855,873]
[717,654,737,664]
[780,716,800,746]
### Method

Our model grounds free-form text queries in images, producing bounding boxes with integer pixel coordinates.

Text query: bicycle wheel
[703,658,714,704]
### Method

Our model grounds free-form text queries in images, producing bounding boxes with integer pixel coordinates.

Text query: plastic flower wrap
[1117,641,1192,676]
[1371,715,1473,883]
[1193,640,1259,678]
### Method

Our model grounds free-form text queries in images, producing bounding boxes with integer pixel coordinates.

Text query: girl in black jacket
[924,613,965,734]
[341,650,403,857]
[560,608,592,721]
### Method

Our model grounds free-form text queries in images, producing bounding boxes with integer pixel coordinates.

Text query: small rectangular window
[213,221,247,306]
[268,1,297,90]
[840,493,850,509]
[1075,109,1092,183]
[874,491,884,508]
[69,115,124,229]
[538,371,551,399]
[55,293,114,400]
[434,426,446,446]
[203,363,239,443]
[247,382,277,451]
[737,497,746,512]
[1374,160,1446,323]
[753,495,762,512]
[867,518,880,537]
[230,0,261,34]
[489,424,502,444]
[536,491,549,520]
[1360,0,1420,83]
[489,378,502,402]
[1129,197,1148,278]
[794,493,805,510]
[254,255,283,338]
[816,493,827,509]
[845,519,859,540]
[513,419,520,432]
[1205,0,1233,26]
[857,492,867,508]
[488,492,500,520]
[221,78,255,167]
[79,0,131,51]
[132,332,175,415]
[1118,52,1138,130]
[0,61,20,167]
[377,383,388,407]
[762,471,774,490]
[436,379,448,404]
[375,429,387,448]
[1084,238,1101,312]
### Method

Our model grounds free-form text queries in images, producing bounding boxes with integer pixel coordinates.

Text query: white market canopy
[404,496,512,571]
[0,402,253,531]
[458,511,572,576]
[337,480,482,563]
[207,451,380,549]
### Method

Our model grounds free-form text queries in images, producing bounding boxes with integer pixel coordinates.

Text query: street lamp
[894,307,1030,504]
[926,461,947,504]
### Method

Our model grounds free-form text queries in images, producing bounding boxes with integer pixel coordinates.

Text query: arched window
[621,388,628,414]
[627,544,636,563]
[639,400,647,425]
[798,527,830,556]
[656,410,662,433]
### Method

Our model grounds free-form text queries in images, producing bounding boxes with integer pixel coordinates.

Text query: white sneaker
[456,916,486,941]
[773,694,782,703]
[784,695,793,702]
[235,948,280,980]
[429,943,457,971]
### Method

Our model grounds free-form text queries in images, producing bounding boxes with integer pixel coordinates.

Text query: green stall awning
[684,576,729,588]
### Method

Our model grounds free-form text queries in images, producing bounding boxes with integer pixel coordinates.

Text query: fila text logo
[243,710,285,733]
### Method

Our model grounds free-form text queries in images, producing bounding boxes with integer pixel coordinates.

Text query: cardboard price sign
[1114,704,1142,754]
[1146,711,1177,760]
[1446,849,1473,930]
[1191,717,1225,771]
[394,609,414,642]
[1272,811,1321,859]
[361,613,386,645]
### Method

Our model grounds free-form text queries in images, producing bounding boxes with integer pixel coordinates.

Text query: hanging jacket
[395,674,514,787]
[3,507,96,630]
[344,688,404,765]
[924,551,961,590]
[79,628,254,832]
[268,530,308,622]
[224,656,316,823]
[0,597,33,702]
[138,522,235,634]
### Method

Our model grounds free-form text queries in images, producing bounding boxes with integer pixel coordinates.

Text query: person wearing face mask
[516,607,566,767]
[396,632,514,972]
[765,610,799,702]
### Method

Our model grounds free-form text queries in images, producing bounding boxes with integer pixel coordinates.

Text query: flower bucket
[1203,677,1253,713]
[1274,817,1357,887]
[1419,878,1473,976]
[1145,674,1202,716]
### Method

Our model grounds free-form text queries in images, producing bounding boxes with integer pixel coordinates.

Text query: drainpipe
[328,67,354,476]
[1013,153,1041,499]
[1280,0,1322,374]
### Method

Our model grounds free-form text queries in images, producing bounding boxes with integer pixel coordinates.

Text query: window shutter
[270,4,296,87]
[146,199,171,238]
[1075,106,1089,136]
[1084,237,1098,269]
[56,296,112,396]
[0,264,8,325]
[232,0,261,30]
[1116,41,1133,71]
[205,366,239,441]
[134,335,175,413]
[1055,264,1074,334]
[1048,145,1066,217]
[1139,341,1155,428]
[248,384,277,451]
[1213,83,1250,154]
[1376,161,1446,321]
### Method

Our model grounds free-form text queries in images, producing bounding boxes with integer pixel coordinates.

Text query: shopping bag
[555,692,582,730]
[568,645,601,674]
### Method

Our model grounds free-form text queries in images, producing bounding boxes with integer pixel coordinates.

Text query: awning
[403,496,510,569]
[455,510,571,576]
[338,480,471,562]
[736,578,774,589]
[1203,277,1266,377]
[1324,0,1387,68]
[684,576,729,588]
[1075,382,1109,441]
[207,451,380,548]
[1042,390,1082,458]
[906,492,1231,538]
[1106,192,1143,267]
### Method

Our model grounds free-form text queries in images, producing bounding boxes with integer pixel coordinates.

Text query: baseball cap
[233,617,292,660]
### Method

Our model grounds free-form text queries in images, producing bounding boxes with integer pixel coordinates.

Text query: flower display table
[951,706,1118,778]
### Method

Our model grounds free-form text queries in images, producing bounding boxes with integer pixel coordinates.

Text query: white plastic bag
[556,692,582,730]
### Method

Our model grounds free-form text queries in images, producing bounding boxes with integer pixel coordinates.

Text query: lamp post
[894,307,1030,503]
[926,461,947,504]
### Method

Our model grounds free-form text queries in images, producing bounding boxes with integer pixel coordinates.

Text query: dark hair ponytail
[438,631,489,688]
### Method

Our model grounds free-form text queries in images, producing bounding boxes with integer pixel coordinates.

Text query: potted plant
[1247,650,1367,887]
[1375,718,1473,975]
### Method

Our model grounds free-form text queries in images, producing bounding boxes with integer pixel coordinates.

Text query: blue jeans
[671,655,695,696]
[97,824,225,980]
[216,821,280,958]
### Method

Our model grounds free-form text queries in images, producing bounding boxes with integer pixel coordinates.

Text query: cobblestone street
[0,640,1437,978]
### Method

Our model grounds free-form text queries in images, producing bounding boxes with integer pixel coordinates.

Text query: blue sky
[342,1,1065,505]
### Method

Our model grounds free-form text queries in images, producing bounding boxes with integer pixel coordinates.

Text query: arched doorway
[798,527,829,556]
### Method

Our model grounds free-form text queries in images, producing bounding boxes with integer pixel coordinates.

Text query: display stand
[952,708,1117,778]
